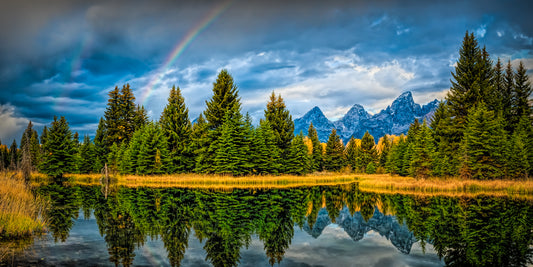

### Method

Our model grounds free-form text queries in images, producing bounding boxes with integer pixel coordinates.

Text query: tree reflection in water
[35,182,533,267]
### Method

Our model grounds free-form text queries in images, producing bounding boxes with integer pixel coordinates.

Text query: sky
[1,0,532,143]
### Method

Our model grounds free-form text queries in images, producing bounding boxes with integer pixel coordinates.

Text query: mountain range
[303,207,419,254]
[293,91,440,143]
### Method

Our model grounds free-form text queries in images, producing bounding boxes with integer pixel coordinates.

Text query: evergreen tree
[202,70,242,172]
[264,92,295,154]
[307,123,323,172]
[250,120,281,175]
[502,61,515,132]
[93,117,107,172]
[213,107,251,176]
[286,132,310,175]
[204,69,241,130]
[366,161,376,174]
[78,135,96,174]
[477,47,495,106]
[507,115,533,178]
[104,84,138,148]
[386,136,409,176]
[431,102,461,176]
[20,121,40,170]
[134,104,148,131]
[378,135,391,169]
[104,86,121,147]
[461,103,506,180]
[191,114,210,173]
[345,137,358,172]
[324,129,345,171]
[490,58,505,111]
[409,121,435,178]
[513,61,532,120]
[507,125,530,179]
[9,139,18,170]
[107,142,121,174]
[40,116,76,179]
[122,127,144,174]
[119,84,137,143]
[160,85,194,173]
[136,122,170,175]
[448,31,485,127]
[40,126,48,146]
[360,131,377,172]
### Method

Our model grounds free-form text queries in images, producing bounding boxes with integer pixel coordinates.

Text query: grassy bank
[0,172,47,240]
[66,173,358,189]
[355,174,533,198]
[64,172,533,197]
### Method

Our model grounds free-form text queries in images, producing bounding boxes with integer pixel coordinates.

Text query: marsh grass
[66,173,358,189]
[355,174,533,199]
[0,172,47,240]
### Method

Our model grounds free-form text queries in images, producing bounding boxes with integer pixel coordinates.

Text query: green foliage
[408,121,434,178]
[213,107,252,176]
[264,92,295,153]
[386,136,409,176]
[366,161,376,174]
[78,135,97,174]
[202,70,242,172]
[448,31,492,128]
[379,135,391,168]
[136,122,171,175]
[324,129,345,171]
[514,61,533,120]
[251,120,281,175]
[191,114,210,173]
[360,131,377,172]
[286,132,310,175]
[345,137,359,171]
[460,103,507,180]
[103,84,139,149]
[204,69,241,131]
[160,85,194,173]
[20,121,40,171]
[307,123,323,172]
[39,116,76,178]
[431,102,461,176]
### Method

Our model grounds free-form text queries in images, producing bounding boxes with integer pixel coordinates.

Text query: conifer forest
[1,32,532,180]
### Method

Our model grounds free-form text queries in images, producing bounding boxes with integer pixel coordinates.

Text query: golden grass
[65,173,358,189]
[62,172,533,198]
[0,172,47,240]
[355,174,533,199]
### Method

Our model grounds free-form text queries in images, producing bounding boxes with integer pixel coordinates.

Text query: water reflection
[12,182,533,266]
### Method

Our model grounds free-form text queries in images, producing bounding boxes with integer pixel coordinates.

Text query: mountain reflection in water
[2,182,532,267]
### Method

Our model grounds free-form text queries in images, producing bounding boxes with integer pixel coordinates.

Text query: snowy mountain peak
[294,91,439,142]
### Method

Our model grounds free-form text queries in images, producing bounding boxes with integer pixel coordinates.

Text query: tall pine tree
[324,129,345,171]
[160,85,194,173]
[307,123,323,172]
[460,103,506,180]
[265,92,294,154]
[40,116,76,179]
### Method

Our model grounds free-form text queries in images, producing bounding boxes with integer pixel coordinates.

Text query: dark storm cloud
[0,0,532,140]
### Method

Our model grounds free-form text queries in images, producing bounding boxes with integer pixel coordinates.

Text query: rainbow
[139,0,233,106]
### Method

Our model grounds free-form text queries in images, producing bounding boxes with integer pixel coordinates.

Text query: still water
[3,182,533,266]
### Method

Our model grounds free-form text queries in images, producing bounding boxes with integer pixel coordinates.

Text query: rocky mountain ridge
[294,91,439,142]
[302,207,418,254]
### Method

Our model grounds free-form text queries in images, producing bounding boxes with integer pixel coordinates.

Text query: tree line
[2,31,531,179]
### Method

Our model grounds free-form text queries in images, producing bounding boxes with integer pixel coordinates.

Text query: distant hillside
[294,91,439,142]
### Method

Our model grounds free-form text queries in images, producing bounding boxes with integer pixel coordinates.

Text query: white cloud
[0,104,29,143]
[121,47,442,124]
[475,24,487,38]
